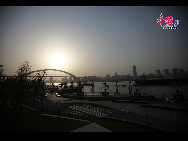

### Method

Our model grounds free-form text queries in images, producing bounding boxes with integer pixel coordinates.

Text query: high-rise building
[106,74,110,80]
[155,70,161,76]
[179,69,185,76]
[49,77,54,83]
[163,69,169,76]
[62,77,68,83]
[185,71,188,76]
[69,76,72,82]
[172,68,178,76]
[133,65,137,76]
[115,72,117,77]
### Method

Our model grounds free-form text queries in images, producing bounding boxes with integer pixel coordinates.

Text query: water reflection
[45,82,188,99]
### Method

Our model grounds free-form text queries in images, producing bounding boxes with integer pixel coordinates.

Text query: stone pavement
[90,100,188,132]
[41,94,188,131]
[71,123,111,132]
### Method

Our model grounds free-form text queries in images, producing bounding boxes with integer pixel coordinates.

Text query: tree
[15,61,32,111]
[69,81,75,93]
[63,82,68,97]
[0,65,5,82]
[0,65,5,91]
[16,61,31,79]
[77,81,83,96]
[32,71,47,111]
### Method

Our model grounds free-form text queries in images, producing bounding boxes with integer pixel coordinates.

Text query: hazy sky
[0,6,188,77]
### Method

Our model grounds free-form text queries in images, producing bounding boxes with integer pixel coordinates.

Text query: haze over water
[47,81,188,100]
[0,6,188,77]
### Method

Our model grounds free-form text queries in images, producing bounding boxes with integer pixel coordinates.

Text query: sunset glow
[50,54,67,69]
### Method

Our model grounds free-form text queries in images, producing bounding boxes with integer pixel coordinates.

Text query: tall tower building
[115,72,117,77]
[172,68,178,77]
[163,69,169,76]
[179,69,185,76]
[155,70,161,76]
[49,77,53,83]
[69,76,72,82]
[133,65,137,76]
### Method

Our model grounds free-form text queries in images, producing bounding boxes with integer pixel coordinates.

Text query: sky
[0,6,188,77]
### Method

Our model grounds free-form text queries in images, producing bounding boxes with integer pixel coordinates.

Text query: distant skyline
[0,6,188,77]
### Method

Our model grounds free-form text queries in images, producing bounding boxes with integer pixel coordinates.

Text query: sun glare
[50,54,67,69]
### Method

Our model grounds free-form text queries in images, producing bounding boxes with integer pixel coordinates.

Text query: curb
[22,102,90,123]
[7,100,13,109]
[140,104,188,112]
[101,116,165,132]
[112,100,148,104]
[22,102,37,111]
[41,113,90,123]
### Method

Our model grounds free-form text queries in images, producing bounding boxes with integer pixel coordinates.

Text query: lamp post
[57,99,60,116]
[145,108,149,127]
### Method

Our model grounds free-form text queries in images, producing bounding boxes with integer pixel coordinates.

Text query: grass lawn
[91,118,158,132]
[0,100,89,132]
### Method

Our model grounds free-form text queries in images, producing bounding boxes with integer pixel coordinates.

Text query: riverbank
[61,94,156,101]
[0,91,158,132]
[45,94,188,131]
[2,89,188,132]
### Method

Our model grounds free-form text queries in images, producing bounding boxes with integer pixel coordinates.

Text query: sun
[50,54,67,69]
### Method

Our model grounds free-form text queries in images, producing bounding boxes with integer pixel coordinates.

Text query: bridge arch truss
[25,69,78,82]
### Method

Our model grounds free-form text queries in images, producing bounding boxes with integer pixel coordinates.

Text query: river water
[46,81,188,99]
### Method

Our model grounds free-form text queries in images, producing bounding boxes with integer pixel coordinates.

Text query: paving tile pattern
[71,123,111,132]
[69,104,113,117]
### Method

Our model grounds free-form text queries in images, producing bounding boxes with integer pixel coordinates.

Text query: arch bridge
[4,69,79,82]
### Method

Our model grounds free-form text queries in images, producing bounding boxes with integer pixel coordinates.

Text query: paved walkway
[71,123,111,132]
[90,101,188,131]
[38,94,188,131]
[67,99,188,131]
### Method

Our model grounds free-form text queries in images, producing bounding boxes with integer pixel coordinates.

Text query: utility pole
[145,108,149,127]
[57,100,60,116]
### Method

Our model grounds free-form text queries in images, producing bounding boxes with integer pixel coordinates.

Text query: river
[46,81,188,99]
